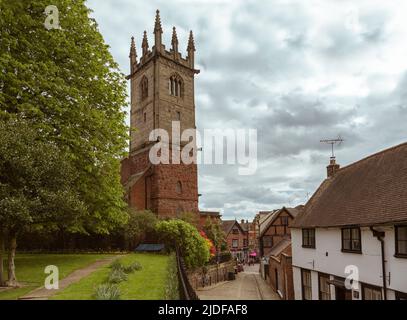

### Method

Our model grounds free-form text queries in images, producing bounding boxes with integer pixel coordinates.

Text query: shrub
[123,261,142,274]
[110,260,123,271]
[156,219,210,269]
[94,284,121,300]
[108,268,128,284]
[164,253,179,300]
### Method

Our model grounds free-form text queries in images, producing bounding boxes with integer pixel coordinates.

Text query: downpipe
[370,227,387,300]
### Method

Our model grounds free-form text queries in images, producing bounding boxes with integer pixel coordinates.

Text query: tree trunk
[6,233,18,287]
[0,230,5,286]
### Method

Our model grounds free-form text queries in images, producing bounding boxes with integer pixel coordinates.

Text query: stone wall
[187,261,235,290]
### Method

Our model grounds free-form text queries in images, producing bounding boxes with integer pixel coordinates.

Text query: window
[176,111,181,121]
[301,269,312,300]
[140,76,148,100]
[342,227,361,253]
[263,236,273,248]
[232,239,238,248]
[232,228,239,235]
[318,273,331,300]
[362,284,382,300]
[395,225,407,257]
[169,74,183,97]
[243,239,248,247]
[143,112,146,123]
[281,216,289,226]
[302,229,315,248]
[176,181,182,194]
[396,291,407,300]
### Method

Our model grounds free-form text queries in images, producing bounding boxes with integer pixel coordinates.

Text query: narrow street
[197,264,280,300]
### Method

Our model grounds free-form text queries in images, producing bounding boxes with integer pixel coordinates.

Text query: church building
[121,11,200,218]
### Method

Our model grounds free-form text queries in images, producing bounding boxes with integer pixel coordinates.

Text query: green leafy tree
[156,220,210,269]
[124,210,158,250]
[178,211,200,229]
[203,219,226,252]
[0,119,86,286]
[0,0,129,236]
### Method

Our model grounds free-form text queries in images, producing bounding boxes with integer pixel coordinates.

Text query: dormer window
[169,74,183,97]
[141,76,148,100]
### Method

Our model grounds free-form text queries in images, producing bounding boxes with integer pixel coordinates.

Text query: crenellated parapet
[127,10,199,79]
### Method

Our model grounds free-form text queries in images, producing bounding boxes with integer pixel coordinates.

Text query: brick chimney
[327,157,340,178]
[241,219,245,224]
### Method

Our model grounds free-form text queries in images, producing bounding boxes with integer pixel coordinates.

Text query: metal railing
[175,246,199,300]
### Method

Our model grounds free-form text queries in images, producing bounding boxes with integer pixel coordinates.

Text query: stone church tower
[121,10,199,218]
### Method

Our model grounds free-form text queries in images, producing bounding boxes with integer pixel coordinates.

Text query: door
[335,287,352,300]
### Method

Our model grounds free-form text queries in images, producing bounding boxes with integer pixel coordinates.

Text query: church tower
[121,10,200,218]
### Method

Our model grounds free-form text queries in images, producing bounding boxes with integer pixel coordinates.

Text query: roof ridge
[338,141,407,173]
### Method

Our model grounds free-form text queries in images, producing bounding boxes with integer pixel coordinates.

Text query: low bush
[164,253,179,300]
[110,260,123,271]
[94,284,121,300]
[123,261,142,273]
[108,268,128,284]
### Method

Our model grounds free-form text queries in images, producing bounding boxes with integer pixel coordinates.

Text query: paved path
[19,256,120,300]
[197,264,280,300]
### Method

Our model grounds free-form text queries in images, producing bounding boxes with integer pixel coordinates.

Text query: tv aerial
[320,136,344,159]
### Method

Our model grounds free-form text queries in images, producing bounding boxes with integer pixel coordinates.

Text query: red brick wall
[268,246,294,300]
[122,149,199,218]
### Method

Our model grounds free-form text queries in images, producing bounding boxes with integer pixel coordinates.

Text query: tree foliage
[0,119,86,285]
[203,219,226,251]
[0,0,129,235]
[124,210,158,250]
[155,220,210,269]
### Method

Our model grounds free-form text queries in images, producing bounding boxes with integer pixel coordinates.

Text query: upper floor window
[232,228,239,235]
[232,239,239,248]
[141,76,148,100]
[302,228,315,248]
[342,227,361,253]
[263,236,273,248]
[395,225,407,257]
[281,216,289,226]
[169,74,183,97]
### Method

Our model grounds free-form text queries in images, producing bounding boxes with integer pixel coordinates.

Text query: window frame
[263,235,273,248]
[302,228,316,248]
[318,273,331,300]
[395,225,407,258]
[341,227,362,253]
[232,239,239,248]
[362,283,382,300]
[301,269,312,300]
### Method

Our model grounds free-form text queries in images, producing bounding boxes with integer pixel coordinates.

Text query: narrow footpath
[19,256,120,300]
[197,264,280,300]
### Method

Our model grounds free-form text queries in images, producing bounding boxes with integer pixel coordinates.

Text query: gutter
[370,227,387,300]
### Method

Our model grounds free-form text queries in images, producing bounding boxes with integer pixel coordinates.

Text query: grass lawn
[0,254,115,300]
[52,253,171,300]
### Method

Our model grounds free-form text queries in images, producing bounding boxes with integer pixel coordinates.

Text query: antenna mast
[320,136,344,159]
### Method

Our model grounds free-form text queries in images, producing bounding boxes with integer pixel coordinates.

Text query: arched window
[140,76,148,100]
[169,74,183,97]
[176,181,182,194]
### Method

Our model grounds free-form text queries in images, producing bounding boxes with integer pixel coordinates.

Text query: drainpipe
[370,227,387,300]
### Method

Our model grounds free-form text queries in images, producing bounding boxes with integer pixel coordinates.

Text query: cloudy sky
[87,0,407,221]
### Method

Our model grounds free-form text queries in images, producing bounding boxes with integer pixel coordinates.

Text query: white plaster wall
[291,226,407,299]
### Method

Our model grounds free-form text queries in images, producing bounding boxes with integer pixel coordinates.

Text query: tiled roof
[266,238,291,258]
[222,220,246,235]
[292,142,407,228]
